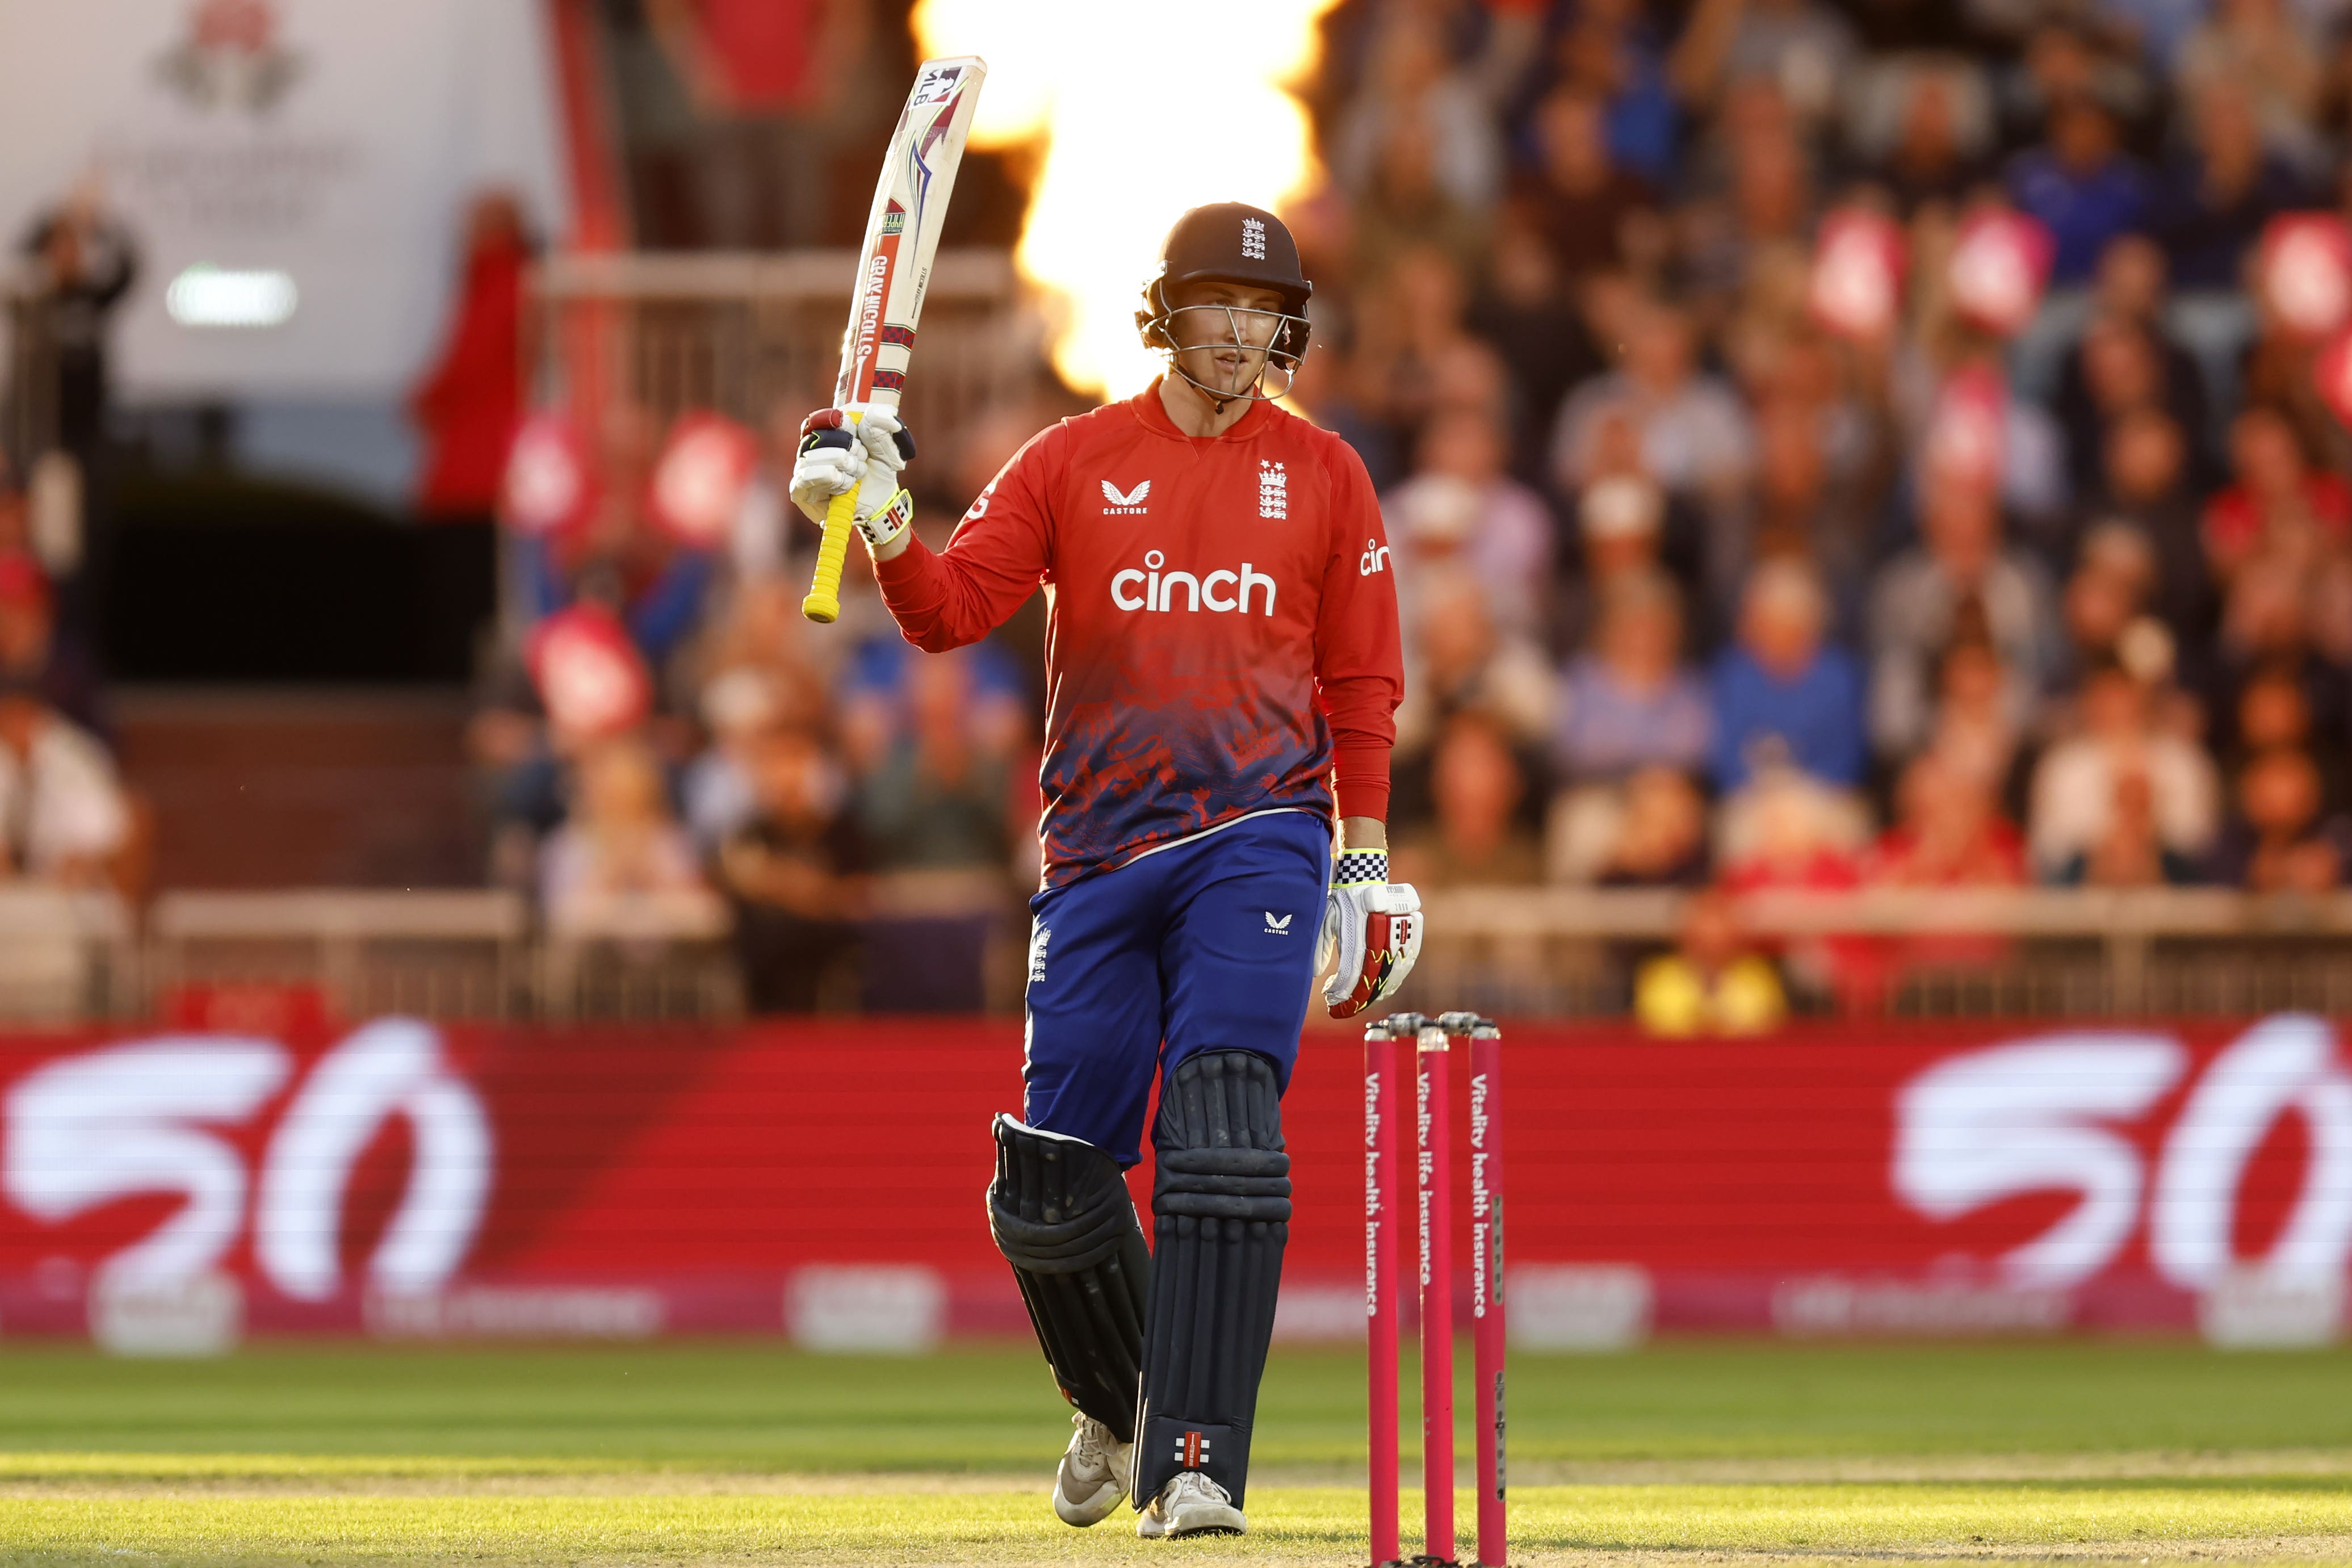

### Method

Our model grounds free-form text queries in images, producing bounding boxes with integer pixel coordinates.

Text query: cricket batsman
[790,203,1419,1538]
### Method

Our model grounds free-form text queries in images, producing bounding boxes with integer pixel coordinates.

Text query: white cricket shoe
[1052,1412,1132,1527]
[1136,1470,1246,1538]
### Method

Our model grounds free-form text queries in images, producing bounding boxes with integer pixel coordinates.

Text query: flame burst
[912,0,1338,400]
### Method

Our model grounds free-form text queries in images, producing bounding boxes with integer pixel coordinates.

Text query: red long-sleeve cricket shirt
[874,383,1403,891]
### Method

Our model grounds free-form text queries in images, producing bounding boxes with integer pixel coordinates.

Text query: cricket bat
[802,54,988,624]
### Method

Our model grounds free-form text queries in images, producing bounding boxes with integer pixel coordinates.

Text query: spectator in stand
[1351,246,1478,445]
[2061,516,2153,648]
[1513,86,1659,283]
[2202,405,2352,585]
[1634,886,1788,1036]
[1391,565,1554,804]
[2074,407,2214,643]
[1334,11,1503,220]
[1350,114,1495,285]
[1716,764,1873,1001]
[2058,768,2204,884]
[1394,711,1544,890]
[2220,662,2343,806]
[644,0,874,249]
[521,403,718,676]
[2030,659,2219,878]
[16,178,137,461]
[1552,568,1712,783]
[852,647,1016,1012]
[1465,212,1604,483]
[1552,297,1755,511]
[0,678,130,889]
[1710,559,1867,792]
[2238,301,2352,473]
[678,571,835,856]
[1923,617,2027,796]
[1675,83,1818,325]
[1863,748,2030,978]
[684,667,782,855]
[1721,391,1890,637]
[719,724,867,1013]
[2148,82,2313,291]
[2175,0,2325,167]
[1667,0,1858,134]
[1998,20,2157,158]
[1866,749,2029,887]
[2055,236,2212,462]
[1868,484,2058,762]
[856,646,1013,876]
[2206,744,2352,888]
[2006,95,2152,286]
[1385,409,1554,640]
[1868,62,1993,217]
[689,571,836,720]
[2055,312,2211,503]
[1538,0,1683,187]
[0,555,101,737]
[1549,761,1711,885]
[2211,554,2352,761]
[539,736,715,930]
[1556,466,1701,656]
[838,632,1026,776]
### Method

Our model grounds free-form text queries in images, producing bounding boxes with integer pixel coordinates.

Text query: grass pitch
[10,1341,2352,1563]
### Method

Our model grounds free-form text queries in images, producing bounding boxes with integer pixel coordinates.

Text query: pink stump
[1468,1024,1507,1567]
[1365,1026,1401,1568]
[1416,1026,1455,1565]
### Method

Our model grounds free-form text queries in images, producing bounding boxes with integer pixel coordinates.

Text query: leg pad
[988,1116,1151,1439]
[1132,1050,1290,1508]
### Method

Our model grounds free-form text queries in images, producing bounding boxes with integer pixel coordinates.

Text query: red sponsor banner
[2,1016,2347,1345]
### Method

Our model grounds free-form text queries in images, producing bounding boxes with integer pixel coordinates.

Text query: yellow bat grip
[801,487,859,624]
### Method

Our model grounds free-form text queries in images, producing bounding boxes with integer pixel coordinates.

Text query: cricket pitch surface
[11,1342,2352,1565]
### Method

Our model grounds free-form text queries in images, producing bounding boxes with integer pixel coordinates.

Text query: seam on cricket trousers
[1102,807,1327,874]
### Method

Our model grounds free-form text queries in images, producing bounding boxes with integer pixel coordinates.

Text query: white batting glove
[1317,848,1423,1020]
[792,407,916,557]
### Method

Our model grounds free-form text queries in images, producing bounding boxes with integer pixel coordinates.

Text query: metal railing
[20,884,2352,1025]
[149,889,533,1021]
[1418,887,2352,1020]
[530,248,1043,442]
[0,886,136,1022]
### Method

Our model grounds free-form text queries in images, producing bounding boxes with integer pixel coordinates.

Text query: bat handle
[801,486,859,624]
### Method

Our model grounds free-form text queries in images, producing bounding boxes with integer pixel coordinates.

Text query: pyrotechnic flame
[913,0,1338,400]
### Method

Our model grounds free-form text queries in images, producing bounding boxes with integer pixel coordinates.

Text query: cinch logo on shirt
[1100,479,1150,514]
[1110,551,1278,616]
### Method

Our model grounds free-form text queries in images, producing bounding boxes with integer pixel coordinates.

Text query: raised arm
[871,433,1058,653]
[791,410,1057,653]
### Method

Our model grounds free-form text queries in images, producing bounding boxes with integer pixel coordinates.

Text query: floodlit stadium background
[1,0,2351,1372]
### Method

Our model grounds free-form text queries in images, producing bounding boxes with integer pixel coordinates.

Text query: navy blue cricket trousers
[1020,810,1330,1165]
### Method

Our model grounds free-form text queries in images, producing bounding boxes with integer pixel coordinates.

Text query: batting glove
[1317,849,1423,1020]
[792,407,917,556]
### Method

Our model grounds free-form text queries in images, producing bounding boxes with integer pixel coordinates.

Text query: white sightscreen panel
[0,0,569,399]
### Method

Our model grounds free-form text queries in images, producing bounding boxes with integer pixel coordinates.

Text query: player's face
[1167,282,1290,397]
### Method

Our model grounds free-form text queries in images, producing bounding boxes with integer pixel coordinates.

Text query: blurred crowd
[22,0,2352,1021]
[465,385,1060,1013]
[1277,0,2352,1017]
[461,0,2352,1017]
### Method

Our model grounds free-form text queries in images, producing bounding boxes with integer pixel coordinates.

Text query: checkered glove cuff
[1333,849,1388,888]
